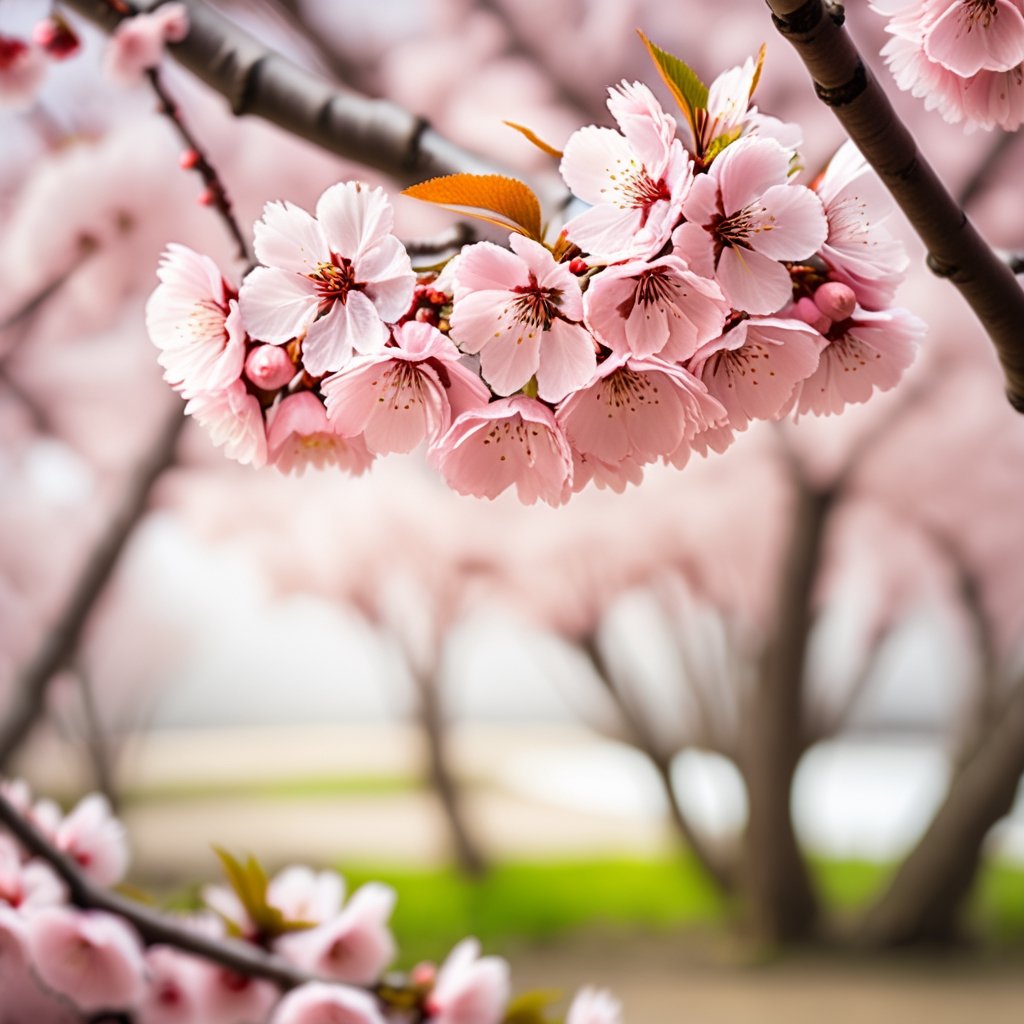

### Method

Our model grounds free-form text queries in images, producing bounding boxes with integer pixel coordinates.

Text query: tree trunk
[738,482,828,943]
[858,677,1024,945]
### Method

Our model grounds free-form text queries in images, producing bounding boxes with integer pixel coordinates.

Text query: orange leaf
[403,174,543,241]
[503,121,563,159]
[749,43,767,101]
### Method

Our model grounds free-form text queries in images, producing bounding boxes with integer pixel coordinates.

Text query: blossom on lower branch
[147,39,924,505]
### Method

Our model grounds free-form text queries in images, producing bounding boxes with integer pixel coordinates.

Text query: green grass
[339,855,1024,965]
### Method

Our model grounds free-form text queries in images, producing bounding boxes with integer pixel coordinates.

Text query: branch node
[828,2,847,27]
[1008,389,1024,414]
[926,253,959,279]
[403,115,431,173]
[769,0,823,35]
[813,60,867,106]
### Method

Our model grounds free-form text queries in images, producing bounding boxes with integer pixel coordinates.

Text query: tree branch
[0,404,185,770]
[765,0,1024,412]
[60,0,510,184]
[0,788,315,989]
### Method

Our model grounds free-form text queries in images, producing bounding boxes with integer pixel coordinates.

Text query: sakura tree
[2,0,1024,1017]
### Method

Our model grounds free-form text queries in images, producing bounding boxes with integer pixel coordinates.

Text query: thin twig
[765,0,1024,412]
[0,789,315,990]
[0,404,185,770]
[145,67,250,261]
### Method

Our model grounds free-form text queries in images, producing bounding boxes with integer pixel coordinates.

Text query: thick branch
[61,0,504,184]
[0,405,185,770]
[765,0,1024,412]
[0,789,315,989]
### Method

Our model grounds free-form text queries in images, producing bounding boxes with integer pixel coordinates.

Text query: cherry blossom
[147,244,246,399]
[787,306,925,416]
[924,0,1024,77]
[432,396,574,506]
[0,35,46,111]
[582,254,730,362]
[450,236,596,402]
[266,866,345,927]
[240,183,415,377]
[269,982,388,1024]
[53,793,129,888]
[184,380,268,468]
[322,322,490,454]
[277,882,396,984]
[137,946,206,1024]
[424,938,510,1024]
[560,82,693,263]
[689,316,823,428]
[813,142,909,309]
[0,838,66,913]
[26,907,146,1011]
[104,3,190,86]
[567,987,624,1024]
[672,137,827,316]
[558,355,726,465]
[266,393,375,477]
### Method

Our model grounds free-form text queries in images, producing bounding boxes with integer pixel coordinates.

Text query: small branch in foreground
[765,0,1024,412]
[0,404,185,771]
[145,67,250,262]
[0,790,316,990]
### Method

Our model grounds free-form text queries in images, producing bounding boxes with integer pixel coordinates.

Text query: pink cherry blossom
[557,355,726,465]
[813,142,909,309]
[0,35,46,111]
[0,839,66,913]
[566,987,623,1024]
[197,963,279,1024]
[104,3,190,86]
[560,82,693,263]
[147,244,246,398]
[788,306,925,416]
[137,946,206,1024]
[432,397,574,506]
[54,793,129,887]
[276,882,396,985]
[570,448,646,494]
[689,316,823,428]
[672,137,827,315]
[424,938,510,1024]
[0,907,77,1024]
[582,254,729,361]
[266,867,345,926]
[269,982,388,1024]
[322,321,489,453]
[266,392,375,476]
[923,0,1024,77]
[240,182,415,377]
[26,907,146,1011]
[449,236,596,403]
[184,380,268,468]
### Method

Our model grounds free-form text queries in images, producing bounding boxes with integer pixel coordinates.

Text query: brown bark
[858,676,1024,945]
[765,0,1024,412]
[738,478,827,943]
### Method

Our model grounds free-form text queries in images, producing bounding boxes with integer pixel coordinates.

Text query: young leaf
[403,174,544,241]
[704,126,743,164]
[749,42,767,101]
[504,121,563,159]
[637,30,709,138]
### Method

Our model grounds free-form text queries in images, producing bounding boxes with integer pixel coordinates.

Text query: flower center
[616,267,679,320]
[964,0,998,28]
[617,170,671,224]
[510,273,563,329]
[600,367,660,412]
[309,258,361,313]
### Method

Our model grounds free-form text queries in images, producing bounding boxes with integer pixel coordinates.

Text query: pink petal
[750,184,827,261]
[563,202,643,263]
[535,321,597,403]
[239,266,317,345]
[714,137,791,215]
[559,125,636,207]
[478,328,542,396]
[449,289,514,356]
[359,235,415,322]
[925,0,1024,75]
[253,200,328,273]
[302,291,387,376]
[453,242,529,296]
[270,982,388,1024]
[316,182,395,261]
[716,246,794,315]
[670,222,717,279]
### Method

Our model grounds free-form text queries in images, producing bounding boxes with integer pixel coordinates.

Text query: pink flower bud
[793,296,831,335]
[197,187,215,206]
[411,961,436,986]
[245,344,295,390]
[179,148,200,170]
[32,16,81,60]
[813,281,857,322]
[568,257,588,274]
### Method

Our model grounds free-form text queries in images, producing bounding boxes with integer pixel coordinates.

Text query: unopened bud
[245,344,295,390]
[32,16,81,60]
[793,296,831,335]
[197,187,215,206]
[179,148,200,170]
[568,257,588,275]
[410,962,436,987]
[813,281,857,322]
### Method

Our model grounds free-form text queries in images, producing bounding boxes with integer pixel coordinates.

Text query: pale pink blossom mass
[104,2,190,86]
[424,938,511,1024]
[266,392,375,477]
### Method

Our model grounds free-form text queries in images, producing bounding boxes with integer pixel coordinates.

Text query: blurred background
[2,1,1024,1021]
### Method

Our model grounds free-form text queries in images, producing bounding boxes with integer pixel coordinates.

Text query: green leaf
[403,174,544,241]
[212,847,315,940]
[703,126,743,164]
[503,989,564,1024]
[637,30,709,140]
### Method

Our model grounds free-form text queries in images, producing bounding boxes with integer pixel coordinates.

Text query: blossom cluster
[0,779,620,1024]
[874,0,1024,130]
[147,45,923,505]
[0,15,79,112]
